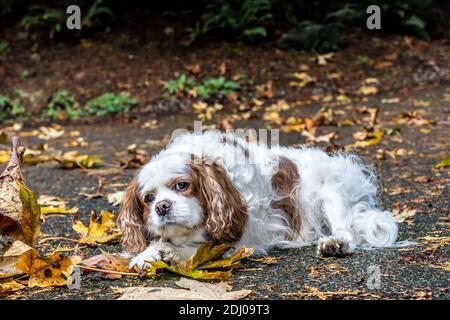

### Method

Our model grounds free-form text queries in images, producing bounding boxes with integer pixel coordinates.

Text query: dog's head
[117,153,248,254]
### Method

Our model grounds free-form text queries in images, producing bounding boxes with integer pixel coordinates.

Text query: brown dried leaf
[0,137,41,246]
[117,277,252,300]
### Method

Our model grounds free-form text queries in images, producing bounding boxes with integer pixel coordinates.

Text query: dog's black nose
[155,200,172,216]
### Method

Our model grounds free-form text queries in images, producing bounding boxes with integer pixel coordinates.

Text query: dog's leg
[129,240,181,269]
[317,186,356,257]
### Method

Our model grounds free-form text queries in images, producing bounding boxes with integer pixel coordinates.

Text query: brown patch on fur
[190,155,248,243]
[165,176,196,197]
[271,156,301,239]
[117,176,147,255]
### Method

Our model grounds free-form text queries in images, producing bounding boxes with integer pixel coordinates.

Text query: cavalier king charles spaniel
[118,130,399,269]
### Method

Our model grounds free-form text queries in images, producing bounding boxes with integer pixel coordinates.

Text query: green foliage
[165,74,196,96]
[326,0,433,40]
[190,0,272,42]
[277,21,347,53]
[195,77,240,98]
[0,0,12,17]
[44,90,83,121]
[21,0,113,39]
[165,75,240,99]
[0,40,9,54]
[86,92,137,116]
[0,94,25,123]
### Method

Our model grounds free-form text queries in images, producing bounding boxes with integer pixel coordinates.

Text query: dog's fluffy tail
[350,203,407,249]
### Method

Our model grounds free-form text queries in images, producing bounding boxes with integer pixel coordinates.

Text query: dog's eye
[175,182,189,191]
[144,194,155,204]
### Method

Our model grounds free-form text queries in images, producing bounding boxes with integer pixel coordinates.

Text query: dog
[117,130,399,269]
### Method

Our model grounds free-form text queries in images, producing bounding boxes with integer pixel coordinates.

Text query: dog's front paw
[129,243,181,270]
[317,236,351,257]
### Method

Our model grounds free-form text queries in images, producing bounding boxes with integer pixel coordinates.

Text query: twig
[75,265,139,277]
[38,236,80,244]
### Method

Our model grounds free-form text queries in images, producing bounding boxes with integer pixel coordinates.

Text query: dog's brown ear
[117,176,147,254]
[190,156,248,243]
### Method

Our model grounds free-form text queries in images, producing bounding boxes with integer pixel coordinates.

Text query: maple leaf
[15,247,81,288]
[72,210,121,245]
[0,137,41,246]
[117,277,252,300]
[146,242,254,281]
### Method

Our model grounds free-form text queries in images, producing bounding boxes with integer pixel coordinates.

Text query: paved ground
[1,84,448,300]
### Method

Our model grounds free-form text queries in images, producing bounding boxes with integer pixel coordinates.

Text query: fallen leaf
[54,151,102,169]
[0,240,33,279]
[382,98,400,104]
[37,125,65,140]
[345,131,382,150]
[146,243,254,281]
[289,72,316,88]
[37,195,66,207]
[72,210,121,245]
[0,137,41,246]
[117,277,252,300]
[392,209,417,223]
[435,157,450,169]
[40,205,78,216]
[357,86,378,96]
[80,253,130,280]
[16,248,81,288]
[316,53,334,66]
[0,279,25,293]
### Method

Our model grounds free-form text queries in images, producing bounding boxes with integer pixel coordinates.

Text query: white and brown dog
[117,130,399,269]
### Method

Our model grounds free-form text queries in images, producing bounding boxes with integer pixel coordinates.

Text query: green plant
[195,77,240,98]
[0,40,9,54]
[21,0,113,39]
[326,0,433,40]
[277,21,347,53]
[165,75,240,99]
[0,94,25,123]
[44,90,83,121]
[190,0,273,42]
[86,92,137,116]
[164,74,196,96]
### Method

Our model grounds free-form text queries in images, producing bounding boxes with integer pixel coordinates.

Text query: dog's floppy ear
[190,156,248,243]
[117,176,147,255]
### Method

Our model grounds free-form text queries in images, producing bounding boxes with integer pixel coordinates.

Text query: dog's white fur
[125,131,399,269]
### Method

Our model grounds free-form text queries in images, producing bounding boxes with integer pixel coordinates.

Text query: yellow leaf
[16,248,81,288]
[345,131,382,150]
[435,157,450,169]
[0,279,25,293]
[263,111,283,125]
[72,210,121,245]
[146,243,254,281]
[289,72,315,88]
[54,151,102,169]
[0,240,33,279]
[40,205,78,216]
[357,85,378,95]
[0,150,9,164]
